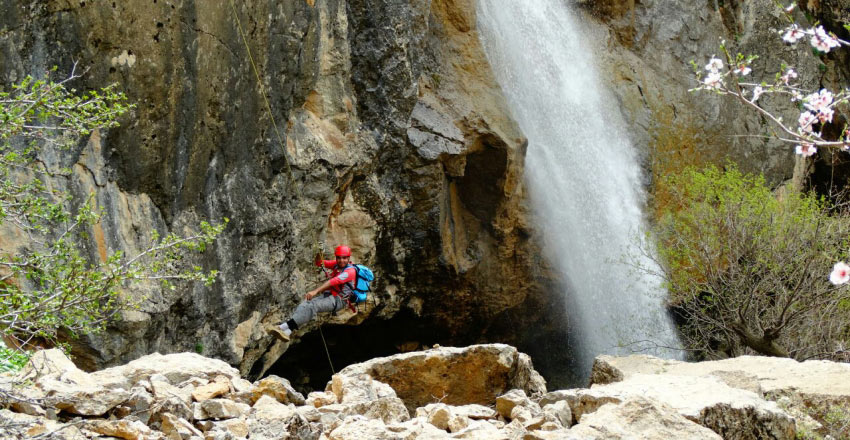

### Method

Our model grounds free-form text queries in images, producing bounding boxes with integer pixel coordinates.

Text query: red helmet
[334,245,351,257]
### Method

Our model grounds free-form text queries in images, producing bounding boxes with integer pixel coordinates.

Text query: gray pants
[290,292,346,328]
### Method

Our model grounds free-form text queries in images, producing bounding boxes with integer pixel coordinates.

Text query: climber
[268,245,357,342]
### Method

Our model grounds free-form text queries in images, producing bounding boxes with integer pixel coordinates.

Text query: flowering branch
[688,4,850,286]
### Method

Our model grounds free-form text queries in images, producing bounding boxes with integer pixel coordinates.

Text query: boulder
[18,349,78,380]
[307,390,339,408]
[160,412,204,440]
[334,344,546,412]
[495,389,539,420]
[206,418,250,439]
[592,353,850,437]
[450,419,508,439]
[94,352,241,388]
[541,400,572,428]
[191,376,230,402]
[574,373,795,439]
[566,397,722,440]
[416,403,500,433]
[448,404,498,421]
[591,354,850,401]
[327,416,449,440]
[193,399,251,420]
[251,395,297,420]
[251,375,306,405]
[0,408,85,440]
[26,356,130,416]
[85,419,160,440]
[150,379,194,421]
[346,397,411,424]
[329,373,398,405]
[417,403,452,430]
[113,386,155,424]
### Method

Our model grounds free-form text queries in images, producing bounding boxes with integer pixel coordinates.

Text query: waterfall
[476,0,681,378]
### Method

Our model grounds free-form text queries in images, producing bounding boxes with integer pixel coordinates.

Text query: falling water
[477,0,681,378]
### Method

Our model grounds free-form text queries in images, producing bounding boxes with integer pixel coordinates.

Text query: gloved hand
[314,252,323,267]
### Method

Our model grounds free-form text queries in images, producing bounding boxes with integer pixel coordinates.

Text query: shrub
[651,164,850,360]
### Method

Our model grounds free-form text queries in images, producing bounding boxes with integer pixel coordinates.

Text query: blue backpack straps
[348,264,374,303]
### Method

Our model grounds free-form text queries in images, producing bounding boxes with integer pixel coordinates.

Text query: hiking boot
[268,326,290,342]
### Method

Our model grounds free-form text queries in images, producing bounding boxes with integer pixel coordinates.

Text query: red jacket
[317,260,357,296]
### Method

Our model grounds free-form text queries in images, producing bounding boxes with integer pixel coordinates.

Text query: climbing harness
[228,0,295,186]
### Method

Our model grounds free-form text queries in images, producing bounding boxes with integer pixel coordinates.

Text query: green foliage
[0,67,225,371]
[652,165,850,360]
[786,400,850,439]
[0,341,29,373]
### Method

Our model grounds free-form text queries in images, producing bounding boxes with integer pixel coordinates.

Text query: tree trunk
[732,322,789,358]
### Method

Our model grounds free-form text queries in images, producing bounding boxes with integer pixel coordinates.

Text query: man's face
[336,255,350,266]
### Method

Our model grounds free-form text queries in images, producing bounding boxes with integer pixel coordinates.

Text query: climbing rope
[318,326,335,374]
[313,239,336,374]
[230,4,341,374]
[228,0,295,183]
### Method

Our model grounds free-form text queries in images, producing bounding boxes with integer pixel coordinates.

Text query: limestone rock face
[0,0,545,380]
[577,0,819,185]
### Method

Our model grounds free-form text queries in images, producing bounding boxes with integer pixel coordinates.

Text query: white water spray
[476,0,681,376]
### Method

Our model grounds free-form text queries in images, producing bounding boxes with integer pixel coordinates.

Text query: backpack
[347,264,374,303]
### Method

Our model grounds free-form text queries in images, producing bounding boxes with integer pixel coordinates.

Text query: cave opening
[811,149,850,207]
[456,137,508,225]
[262,308,443,396]
[262,291,587,394]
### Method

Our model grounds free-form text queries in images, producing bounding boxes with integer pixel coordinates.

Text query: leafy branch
[0,65,225,363]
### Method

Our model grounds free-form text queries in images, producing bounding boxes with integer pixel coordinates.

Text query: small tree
[650,165,850,361]
[0,66,225,366]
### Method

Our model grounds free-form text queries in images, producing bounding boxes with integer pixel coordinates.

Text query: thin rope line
[318,326,335,374]
[228,0,294,183]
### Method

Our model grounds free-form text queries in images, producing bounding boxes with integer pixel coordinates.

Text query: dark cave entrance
[261,295,586,395]
[262,309,443,396]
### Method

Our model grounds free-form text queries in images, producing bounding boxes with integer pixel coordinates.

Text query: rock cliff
[0,0,545,380]
[0,0,836,387]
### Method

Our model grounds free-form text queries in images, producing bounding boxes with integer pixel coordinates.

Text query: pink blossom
[798,111,817,133]
[818,107,834,124]
[804,89,834,112]
[704,57,723,73]
[751,86,764,102]
[733,64,751,76]
[780,68,798,85]
[811,26,840,52]
[830,261,850,285]
[795,143,817,157]
[785,3,796,12]
[703,72,723,89]
[782,25,805,43]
